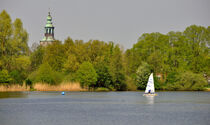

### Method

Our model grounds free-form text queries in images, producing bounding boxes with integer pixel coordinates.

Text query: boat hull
[143,93,157,96]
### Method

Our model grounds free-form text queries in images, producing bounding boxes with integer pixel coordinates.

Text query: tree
[109,45,126,90]
[0,10,30,84]
[135,62,151,90]
[0,10,12,57]
[0,69,12,84]
[10,18,29,56]
[183,25,209,73]
[93,56,112,88]
[9,56,31,84]
[30,46,45,71]
[64,37,75,53]
[28,63,63,84]
[175,71,208,90]
[43,40,66,71]
[76,62,97,89]
[63,54,79,73]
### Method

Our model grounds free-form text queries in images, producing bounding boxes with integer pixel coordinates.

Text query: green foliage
[76,62,98,89]
[135,62,151,90]
[126,25,209,90]
[153,76,162,90]
[0,10,12,57]
[0,69,12,84]
[11,18,29,56]
[165,72,178,85]
[28,63,63,85]
[165,71,208,90]
[30,46,45,71]
[93,57,112,88]
[25,78,33,89]
[0,10,30,84]
[125,75,137,91]
[63,54,79,73]
[63,73,77,82]
[175,71,208,90]
[95,87,110,92]
[109,45,126,90]
[9,70,23,84]
[43,40,66,72]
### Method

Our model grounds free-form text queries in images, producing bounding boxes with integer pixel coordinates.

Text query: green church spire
[45,12,53,28]
[40,11,55,46]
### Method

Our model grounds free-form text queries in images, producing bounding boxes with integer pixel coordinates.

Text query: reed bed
[205,88,210,91]
[0,82,86,91]
[33,82,86,91]
[0,83,30,91]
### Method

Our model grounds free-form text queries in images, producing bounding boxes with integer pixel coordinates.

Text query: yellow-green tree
[76,61,97,89]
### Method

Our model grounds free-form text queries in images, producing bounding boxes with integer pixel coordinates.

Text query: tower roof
[40,11,55,45]
[45,12,54,27]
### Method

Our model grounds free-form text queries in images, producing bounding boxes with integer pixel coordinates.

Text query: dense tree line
[126,26,209,90]
[0,10,209,90]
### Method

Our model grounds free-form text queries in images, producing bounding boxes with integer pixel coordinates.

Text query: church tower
[40,12,55,46]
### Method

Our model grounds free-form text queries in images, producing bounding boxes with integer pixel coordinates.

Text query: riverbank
[0,82,86,92]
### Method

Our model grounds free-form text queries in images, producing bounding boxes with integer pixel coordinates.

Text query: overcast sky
[1,0,210,49]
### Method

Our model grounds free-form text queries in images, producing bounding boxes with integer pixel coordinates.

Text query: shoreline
[0,90,210,92]
[0,83,209,92]
[0,82,86,92]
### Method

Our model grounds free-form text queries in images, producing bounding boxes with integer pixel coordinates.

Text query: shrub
[76,62,97,89]
[0,69,12,85]
[175,71,208,90]
[165,71,208,90]
[135,62,151,90]
[9,70,23,84]
[28,63,63,85]
[25,78,33,89]
[95,87,110,92]
[94,62,112,88]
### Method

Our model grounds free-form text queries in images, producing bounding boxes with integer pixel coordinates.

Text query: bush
[95,87,110,92]
[125,76,137,91]
[0,69,12,85]
[165,71,208,90]
[28,63,63,85]
[164,71,180,90]
[63,73,77,82]
[25,78,33,89]
[94,62,112,88]
[154,76,162,90]
[76,62,97,89]
[135,62,151,90]
[175,71,208,90]
[9,70,23,84]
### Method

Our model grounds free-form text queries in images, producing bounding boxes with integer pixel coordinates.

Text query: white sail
[145,73,155,93]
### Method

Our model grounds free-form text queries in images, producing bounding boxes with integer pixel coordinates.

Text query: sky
[0,0,210,49]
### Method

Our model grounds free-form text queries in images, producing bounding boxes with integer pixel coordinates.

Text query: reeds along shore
[0,82,209,92]
[0,82,86,92]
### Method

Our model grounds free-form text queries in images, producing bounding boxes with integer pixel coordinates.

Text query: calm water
[0,91,210,125]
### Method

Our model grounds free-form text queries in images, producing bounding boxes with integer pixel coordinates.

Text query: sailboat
[143,73,157,96]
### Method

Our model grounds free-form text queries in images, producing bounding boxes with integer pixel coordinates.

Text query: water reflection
[145,96,155,104]
[0,92,27,99]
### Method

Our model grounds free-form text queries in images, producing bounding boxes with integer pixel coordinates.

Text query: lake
[0,91,210,125]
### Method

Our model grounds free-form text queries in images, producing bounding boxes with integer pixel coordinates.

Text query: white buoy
[61,92,65,95]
